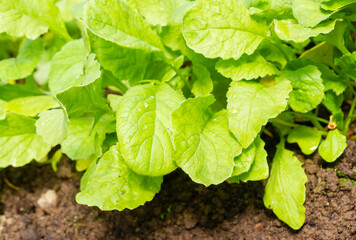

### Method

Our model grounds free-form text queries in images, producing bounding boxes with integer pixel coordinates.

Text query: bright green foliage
[0,0,355,231]
[183,0,269,60]
[319,129,347,162]
[292,0,333,28]
[172,96,242,186]
[191,63,213,97]
[5,96,59,117]
[61,114,115,160]
[278,64,324,113]
[76,145,163,210]
[0,113,50,167]
[0,0,70,40]
[49,40,85,94]
[85,0,163,52]
[264,142,307,230]
[36,109,67,146]
[117,84,184,176]
[227,80,292,148]
[216,52,279,81]
[231,135,268,182]
[335,52,356,80]
[287,126,321,155]
[273,19,338,43]
[126,0,187,26]
[0,38,43,80]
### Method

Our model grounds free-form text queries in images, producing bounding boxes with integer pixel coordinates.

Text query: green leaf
[183,0,269,60]
[49,39,85,95]
[88,32,151,86]
[292,0,333,28]
[263,142,307,230]
[0,0,70,40]
[0,38,43,81]
[191,63,213,97]
[335,51,356,80]
[300,42,335,67]
[172,96,242,186]
[5,96,59,117]
[0,77,42,101]
[84,0,163,52]
[227,80,292,148]
[127,0,187,26]
[216,52,279,81]
[316,62,348,95]
[61,114,116,160]
[231,135,268,182]
[319,129,347,162]
[321,0,356,11]
[322,21,349,54]
[36,109,67,146]
[76,145,163,210]
[287,126,321,155]
[107,94,122,112]
[277,63,324,113]
[0,113,50,167]
[116,83,184,176]
[322,90,344,114]
[0,100,6,120]
[273,19,338,43]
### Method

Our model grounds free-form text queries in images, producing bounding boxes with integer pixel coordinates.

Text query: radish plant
[0,0,355,230]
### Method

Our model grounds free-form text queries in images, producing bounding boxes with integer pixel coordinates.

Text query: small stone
[37,190,58,212]
[254,223,264,230]
[183,211,198,229]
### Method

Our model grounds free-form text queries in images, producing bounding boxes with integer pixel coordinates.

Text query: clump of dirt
[0,140,355,240]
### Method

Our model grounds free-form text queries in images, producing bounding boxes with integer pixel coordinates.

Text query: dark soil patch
[0,139,355,240]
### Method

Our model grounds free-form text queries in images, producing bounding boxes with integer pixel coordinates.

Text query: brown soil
[0,139,355,240]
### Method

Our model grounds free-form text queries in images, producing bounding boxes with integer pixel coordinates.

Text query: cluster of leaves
[0,0,355,230]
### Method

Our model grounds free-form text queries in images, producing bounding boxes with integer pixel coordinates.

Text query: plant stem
[343,90,356,134]
[274,118,299,127]
[286,111,329,124]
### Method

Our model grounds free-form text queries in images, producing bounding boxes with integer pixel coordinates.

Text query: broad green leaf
[0,77,42,101]
[5,96,59,117]
[191,63,213,97]
[322,90,344,114]
[335,51,356,80]
[56,54,110,120]
[274,19,338,43]
[322,21,349,54]
[56,0,84,22]
[0,0,70,40]
[61,114,116,160]
[127,0,187,26]
[287,126,321,155]
[49,40,85,94]
[231,135,268,181]
[0,113,50,167]
[292,0,333,28]
[84,0,163,52]
[107,94,122,112]
[319,129,347,162]
[172,96,242,186]
[0,38,43,81]
[76,145,163,210]
[216,52,279,81]
[117,83,184,176]
[316,62,348,95]
[300,42,335,67]
[321,0,356,11]
[0,100,6,119]
[227,80,292,148]
[36,109,67,146]
[183,0,269,60]
[263,142,307,230]
[278,63,324,113]
[88,32,151,85]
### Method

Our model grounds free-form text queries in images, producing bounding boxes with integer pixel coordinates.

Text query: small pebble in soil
[37,190,58,212]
